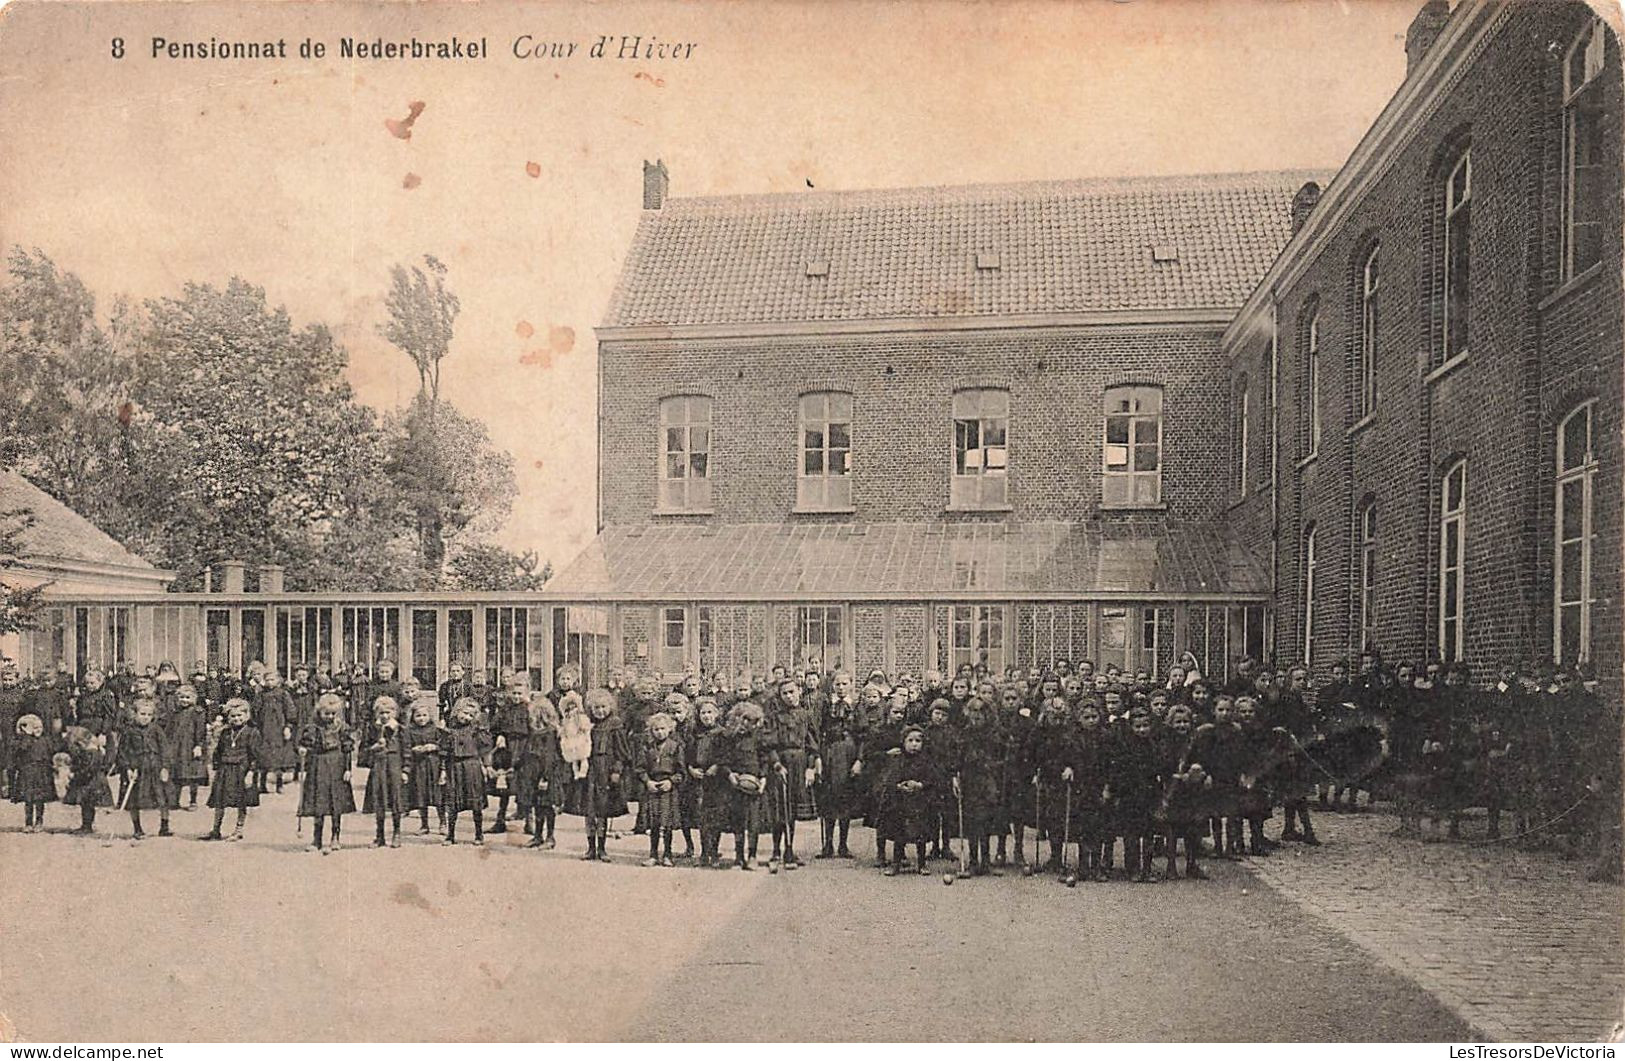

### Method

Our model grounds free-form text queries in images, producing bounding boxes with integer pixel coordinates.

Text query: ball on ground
[942,872,955,886]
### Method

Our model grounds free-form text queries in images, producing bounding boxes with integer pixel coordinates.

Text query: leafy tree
[448,542,552,591]
[379,254,458,407]
[0,248,134,526]
[0,507,46,637]
[383,394,517,583]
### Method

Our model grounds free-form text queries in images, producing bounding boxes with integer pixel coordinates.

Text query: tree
[383,394,517,583]
[0,248,134,526]
[379,254,459,407]
[448,542,551,591]
[130,278,417,589]
[0,507,46,637]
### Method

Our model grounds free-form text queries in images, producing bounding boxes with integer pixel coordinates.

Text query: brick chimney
[259,564,285,594]
[1405,0,1451,76]
[643,159,669,210]
[219,559,245,594]
[1291,181,1323,235]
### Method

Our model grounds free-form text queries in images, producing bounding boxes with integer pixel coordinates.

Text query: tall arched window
[1441,148,1472,364]
[1555,402,1597,663]
[1237,375,1251,496]
[1358,501,1378,651]
[1438,460,1467,661]
[1301,524,1317,667]
[1564,18,1607,281]
[1306,307,1321,456]
[1102,384,1162,506]
[1358,244,1380,419]
[797,391,853,511]
[658,395,712,512]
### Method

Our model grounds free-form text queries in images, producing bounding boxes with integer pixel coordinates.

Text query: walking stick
[1062,781,1077,887]
[784,771,796,866]
[297,749,306,837]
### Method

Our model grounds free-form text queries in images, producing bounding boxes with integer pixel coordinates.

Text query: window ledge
[1346,413,1376,439]
[1296,452,1318,472]
[1425,352,1469,385]
[792,505,857,515]
[1539,262,1606,313]
[944,504,1015,514]
[652,507,716,517]
[1100,502,1167,513]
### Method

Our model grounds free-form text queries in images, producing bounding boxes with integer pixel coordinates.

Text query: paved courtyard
[0,793,1612,1042]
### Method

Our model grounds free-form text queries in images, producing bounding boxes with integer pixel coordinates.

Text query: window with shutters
[1102,385,1162,507]
[797,391,854,511]
[950,388,1010,509]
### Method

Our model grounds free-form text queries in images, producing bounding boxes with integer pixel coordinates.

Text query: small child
[636,711,686,866]
[61,725,112,835]
[722,701,768,870]
[578,689,631,862]
[119,698,176,839]
[690,699,731,867]
[1107,708,1164,883]
[440,697,493,846]
[953,698,1003,876]
[559,690,593,781]
[255,671,297,794]
[10,714,53,832]
[521,695,569,850]
[362,697,408,848]
[877,725,940,875]
[167,684,210,811]
[297,693,357,854]
[404,695,444,834]
[1158,705,1208,880]
[205,699,264,841]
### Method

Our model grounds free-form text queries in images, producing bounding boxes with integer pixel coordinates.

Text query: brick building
[1227,0,1623,686]
[552,170,1328,682]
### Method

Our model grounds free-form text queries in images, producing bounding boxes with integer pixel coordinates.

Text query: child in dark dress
[297,693,356,854]
[362,697,408,848]
[1158,705,1209,880]
[62,725,113,836]
[722,700,768,870]
[690,699,731,868]
[440,697,493,847]
[1107,708,1164,882]
[877,725,941,876]
[522,694,569,850]
[119,699,175,839]
[404,696,444,834]
[636,710,686,866]
[10,713,53,832]
[167,684,210,811]
[205,699,262,841]
[953,697,1004,876]
[577,688,631,862]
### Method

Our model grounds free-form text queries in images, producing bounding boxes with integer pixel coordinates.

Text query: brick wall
[1246,0,1622,684]
[598,325,1235,528]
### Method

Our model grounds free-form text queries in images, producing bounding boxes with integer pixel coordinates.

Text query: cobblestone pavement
[1239,809,1623,1042]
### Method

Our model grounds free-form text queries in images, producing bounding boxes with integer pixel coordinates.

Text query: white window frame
[796,605,843,669]
[1359,245,1380,419]
[1238,378,1251,496]
[1563,19,1607,282]
[1358,503,1378,652]
[1102,385,1163,507]
[1555,402,1597,663]
[950,389,1010,510]
[796,391,854,512]
[1306,310,1321,456]
[1301,525,1317,667]
[657,605,689,674]
[658,395,713,513]
[1438,460,1467,662]
[949,604,1005,672]
[1442,149,1472,364]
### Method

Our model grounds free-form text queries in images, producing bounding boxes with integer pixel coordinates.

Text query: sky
[0,0,1421,572]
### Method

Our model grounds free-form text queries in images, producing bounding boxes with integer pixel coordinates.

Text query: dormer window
[975,250,1002,271]
[1152,243,1179,263]
[805,260,829,278]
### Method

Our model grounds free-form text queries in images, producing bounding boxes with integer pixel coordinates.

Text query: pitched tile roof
[602,170,1330,329]
[0,471,161,572]
[547,522,1268,599]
